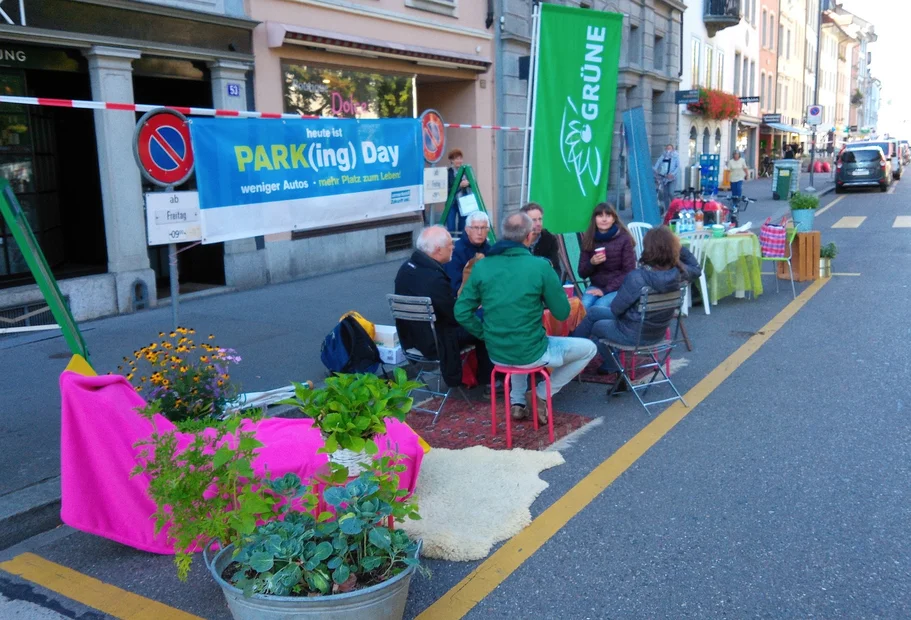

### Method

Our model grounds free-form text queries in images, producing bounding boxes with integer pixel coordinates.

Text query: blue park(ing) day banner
[189,117,423,243]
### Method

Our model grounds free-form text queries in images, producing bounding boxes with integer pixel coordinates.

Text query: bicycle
[759,156,773,178]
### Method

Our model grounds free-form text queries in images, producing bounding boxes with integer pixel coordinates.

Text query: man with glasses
[445,211,491,296]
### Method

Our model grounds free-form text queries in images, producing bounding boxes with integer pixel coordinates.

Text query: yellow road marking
[815,195,845,216]
[893,216,911,228]
[0,553,201,620]
[832,216,866,228]
[416,278,831,620]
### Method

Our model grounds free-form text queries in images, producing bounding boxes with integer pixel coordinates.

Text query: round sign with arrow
[133,108,195,187]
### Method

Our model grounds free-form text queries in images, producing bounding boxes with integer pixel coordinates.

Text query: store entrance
[0,65,106,288]
[133,65,226,298]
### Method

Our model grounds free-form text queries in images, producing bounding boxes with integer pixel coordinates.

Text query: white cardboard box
[373,324,400,349]
[377,345,406,365]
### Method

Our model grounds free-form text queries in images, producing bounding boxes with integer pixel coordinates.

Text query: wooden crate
[778,231,821,281]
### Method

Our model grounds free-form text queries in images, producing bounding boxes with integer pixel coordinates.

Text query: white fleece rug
[401,446,565,561]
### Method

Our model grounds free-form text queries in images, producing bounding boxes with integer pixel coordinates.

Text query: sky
[838,0,907,135]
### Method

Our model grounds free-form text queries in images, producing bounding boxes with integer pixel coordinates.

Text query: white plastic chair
[680,231,711,316]
[628,222,652,261]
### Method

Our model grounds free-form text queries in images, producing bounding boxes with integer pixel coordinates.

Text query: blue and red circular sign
[133,108,194,187]
[420,109,446,164]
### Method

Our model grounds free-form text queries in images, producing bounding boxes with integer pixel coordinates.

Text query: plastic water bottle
[695,206,704,230]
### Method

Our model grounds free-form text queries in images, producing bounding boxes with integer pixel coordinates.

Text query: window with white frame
[741,56,749,97]
[761,10,767,47]
[706,46,714,88]
[749,61,755,100]
[734,52,742,94]
[760,71,766,108]
[717,52,724,90]
[405,0,457,17]
[770,14,775,52]
[691,38,701,87]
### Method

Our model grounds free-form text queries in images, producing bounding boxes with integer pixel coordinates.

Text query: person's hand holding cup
[591,247,607,265]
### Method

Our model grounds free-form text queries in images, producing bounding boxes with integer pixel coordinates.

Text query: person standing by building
[727,151,749,200]
[653,144,680,214]
[446,148,472,233]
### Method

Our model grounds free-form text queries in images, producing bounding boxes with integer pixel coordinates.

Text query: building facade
[496,0,684,217]
[758,0,778,157]
[775,0,809,153]
[730,0,761,171]
[247,0,495,287]
[0,0,257,321]
[677,0,738,189]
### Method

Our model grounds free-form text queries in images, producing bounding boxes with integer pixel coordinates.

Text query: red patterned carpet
[405,398,593,451]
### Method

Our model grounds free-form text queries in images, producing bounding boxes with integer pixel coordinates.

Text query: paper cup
[563,284,574,298]
[595,247,606,258]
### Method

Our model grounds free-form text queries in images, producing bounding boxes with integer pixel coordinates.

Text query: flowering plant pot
[687,88,742,121]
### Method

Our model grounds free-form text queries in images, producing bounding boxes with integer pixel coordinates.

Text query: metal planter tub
[206,543,419,620]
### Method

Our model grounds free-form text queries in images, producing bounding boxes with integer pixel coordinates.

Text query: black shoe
[608,380,629,396]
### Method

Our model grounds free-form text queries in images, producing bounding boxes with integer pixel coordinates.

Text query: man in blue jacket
[444,211,491,295]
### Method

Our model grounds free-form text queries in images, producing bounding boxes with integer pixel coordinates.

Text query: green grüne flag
[528,4,622,234]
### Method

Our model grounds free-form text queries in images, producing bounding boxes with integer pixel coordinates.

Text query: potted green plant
[282,369,422,474]
[134,414,426,620]
[820,242,838,277]
[207,459,425,620]
[789,192,819,231]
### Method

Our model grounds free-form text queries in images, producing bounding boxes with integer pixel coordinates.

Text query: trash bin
[772,159,800,200]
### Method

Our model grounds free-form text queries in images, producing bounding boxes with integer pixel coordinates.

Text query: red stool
[490,365,554,449]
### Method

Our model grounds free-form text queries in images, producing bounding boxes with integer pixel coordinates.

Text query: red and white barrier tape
[0,95,527,130]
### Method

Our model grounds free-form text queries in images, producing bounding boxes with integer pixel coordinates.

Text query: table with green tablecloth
[683,234,763,304]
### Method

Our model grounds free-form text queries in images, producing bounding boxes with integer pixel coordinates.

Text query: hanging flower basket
[687,88,742,121]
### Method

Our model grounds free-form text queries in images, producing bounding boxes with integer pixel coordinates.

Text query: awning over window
[765,122,809,135]
[265,22,491,72]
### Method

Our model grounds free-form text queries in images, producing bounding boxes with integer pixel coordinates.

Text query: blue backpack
[320,315,381,375]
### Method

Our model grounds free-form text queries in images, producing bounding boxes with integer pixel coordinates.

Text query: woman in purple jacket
[577,203,636,310]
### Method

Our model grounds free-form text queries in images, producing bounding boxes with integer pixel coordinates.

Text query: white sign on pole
[423,167,448,204]
[807,105,823,126]
[145,192,202,246]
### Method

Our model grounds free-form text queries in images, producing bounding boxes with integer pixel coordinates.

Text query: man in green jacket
[455,212,596,422]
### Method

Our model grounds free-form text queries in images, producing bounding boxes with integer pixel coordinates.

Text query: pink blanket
[60,372,424,554]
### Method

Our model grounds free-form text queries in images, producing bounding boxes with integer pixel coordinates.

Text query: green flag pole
[0,179,90,363]
[437,164,496,244]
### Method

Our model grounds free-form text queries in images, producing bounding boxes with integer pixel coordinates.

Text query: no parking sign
[133,108,195,187]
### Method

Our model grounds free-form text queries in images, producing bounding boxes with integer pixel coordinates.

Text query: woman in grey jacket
[571,226,701,376]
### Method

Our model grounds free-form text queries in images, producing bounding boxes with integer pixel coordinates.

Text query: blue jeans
[581,290,617,310]
[730,180,743,198]
[492,336,597,406]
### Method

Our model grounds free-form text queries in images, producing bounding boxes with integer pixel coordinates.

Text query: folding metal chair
[600,285,689,412]
[386,294,472,424]
[760,224,800,299]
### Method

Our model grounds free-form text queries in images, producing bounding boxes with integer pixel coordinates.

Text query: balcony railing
[704,0,741,37]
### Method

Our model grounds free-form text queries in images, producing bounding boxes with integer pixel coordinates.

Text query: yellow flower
[126,373,134,381]
[162,379,170,388]
[140,376,147,383]
[163,342,173,350]
[148,343,157,350]
[158,332,165,338]
[193,376,200,383]
[176,346,189,353]
[177,327,188,335]
[208,334,215,340]
[179,366,189,373]
[200,356,209,363]
[178,337,187,345]
[189,329,196,335]
[170,356,180,363]
[169,332,176,338]
[217,380,225,387]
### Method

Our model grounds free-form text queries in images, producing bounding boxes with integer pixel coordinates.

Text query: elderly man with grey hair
[455,213,596,422]
[394,225,494,392]
[444,210,491,295]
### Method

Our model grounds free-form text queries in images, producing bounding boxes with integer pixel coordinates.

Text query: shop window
[405,0,457,17]
[689,127,698,160]
[714,128,722,154]
[702,128,710,154]
[282,62,415,119]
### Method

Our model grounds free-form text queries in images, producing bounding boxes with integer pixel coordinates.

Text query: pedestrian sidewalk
[742,170,836,207]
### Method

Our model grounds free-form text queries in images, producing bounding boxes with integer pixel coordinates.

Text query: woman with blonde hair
[577,202,636,310]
